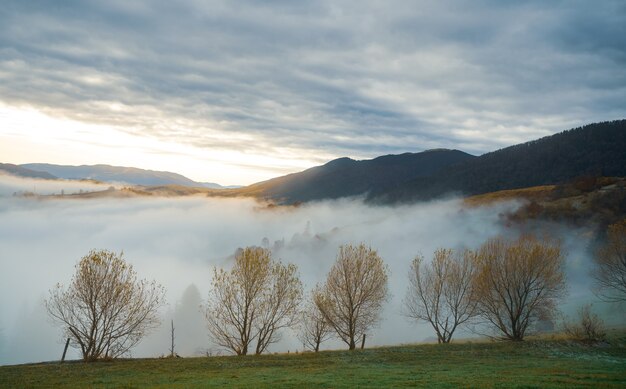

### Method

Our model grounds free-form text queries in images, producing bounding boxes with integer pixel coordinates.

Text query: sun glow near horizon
[0,103,322,186]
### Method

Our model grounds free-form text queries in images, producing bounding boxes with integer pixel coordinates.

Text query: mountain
[19,163,212,187]
[371,120,626,203]
[238,149,476,203]
[200,182,243,190]
[9,120,625,204]
[0,163,57,179]
[227,119,626,204]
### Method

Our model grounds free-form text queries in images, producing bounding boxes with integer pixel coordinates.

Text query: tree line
[375,120,626,203]
[45,220,626,361]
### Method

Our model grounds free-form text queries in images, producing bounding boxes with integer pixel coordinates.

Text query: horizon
[5,146,478,186]
[1,1,625,185]
[4,119,624,187]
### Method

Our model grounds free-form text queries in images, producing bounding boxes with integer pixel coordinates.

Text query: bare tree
[169,320,176,357]
[205,247,302,355]
[562,304,606,342]
[314,243,389,350]
[298,292,332,352]
[45,249,166,361]
[404,248,478,343]
[473,235,566,341]
[254,261,303,354]
[593,219,626,302]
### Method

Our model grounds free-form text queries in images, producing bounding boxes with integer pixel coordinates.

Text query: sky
[1,0,625,185]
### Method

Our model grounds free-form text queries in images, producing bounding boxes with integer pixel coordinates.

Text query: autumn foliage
[314,244,389,350]
[45,250,165,361]
[473,235,566,341]
[205,247,303,355]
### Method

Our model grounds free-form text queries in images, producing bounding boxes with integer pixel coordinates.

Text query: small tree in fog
[592,219,626,302]
[404,249,478,343]
[205,247,303,355]
[314,244,389,350]
[473,235,566,341]
[562,304,606,342]
[298,292,332,352]
[45,250,165,361]
[173,284,206,356]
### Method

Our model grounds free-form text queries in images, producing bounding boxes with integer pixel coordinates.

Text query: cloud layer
[1,178,621,365]
[0,173,116,197]
[1,0,625,181]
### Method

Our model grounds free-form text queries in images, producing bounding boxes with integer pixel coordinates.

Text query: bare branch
[592,219,626,302]
[205,247,302,355]
[314,244,389,350]
[473,235,566,341]
[44,250,165,361]
[403,249,478,343]
[298,292,332,352]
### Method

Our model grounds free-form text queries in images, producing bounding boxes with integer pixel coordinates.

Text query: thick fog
[0,173,116,197]
[0,178,622,365]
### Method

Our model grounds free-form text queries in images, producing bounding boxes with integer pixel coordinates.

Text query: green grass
[2,337,626,388]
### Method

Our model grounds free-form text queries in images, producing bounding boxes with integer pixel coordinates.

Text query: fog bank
[0,174,115,197]
[0,184,621,365]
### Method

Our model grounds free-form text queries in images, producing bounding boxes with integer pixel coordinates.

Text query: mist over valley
[1,1,625,384]
[0,177,621,365]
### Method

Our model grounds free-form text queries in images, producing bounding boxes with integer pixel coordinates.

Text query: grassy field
[1,336,626,388]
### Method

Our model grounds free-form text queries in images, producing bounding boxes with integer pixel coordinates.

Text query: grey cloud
[1,0,625,161]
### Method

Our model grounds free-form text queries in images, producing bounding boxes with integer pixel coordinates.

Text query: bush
[562,304,606,342]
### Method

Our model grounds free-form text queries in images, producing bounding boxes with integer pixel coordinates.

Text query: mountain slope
[20,164,204,187]
[10,120,625,203]
[371,120,626,203]
[0,163,57,179]
[239,149,476,203]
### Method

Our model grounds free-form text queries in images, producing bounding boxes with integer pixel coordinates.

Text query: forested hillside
[241,149,475,203]
[229,120,626,204]
[369,120,626,202]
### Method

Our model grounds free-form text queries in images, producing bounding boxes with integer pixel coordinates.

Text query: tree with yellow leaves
[473,235,566,341]
[45,250,166,361]
[314,244,389,350]
[205,247,303,355]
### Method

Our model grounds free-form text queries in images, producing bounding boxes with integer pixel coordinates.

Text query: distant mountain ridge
[240,149,475,203]
[0,163,57,179]
[231,120,626,204]
[20,163,197,186]
[371,120,626,203]
[4,120,625,203]
[18,163,233,189]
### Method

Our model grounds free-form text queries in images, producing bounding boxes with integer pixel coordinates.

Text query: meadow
[2,335,625,388]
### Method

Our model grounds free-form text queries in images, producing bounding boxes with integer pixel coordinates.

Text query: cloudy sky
[1,0,625,185]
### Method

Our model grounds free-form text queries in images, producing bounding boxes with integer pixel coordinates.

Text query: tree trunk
[170,320,175,357]
[61,338,70,362]
[361,334,366,349]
